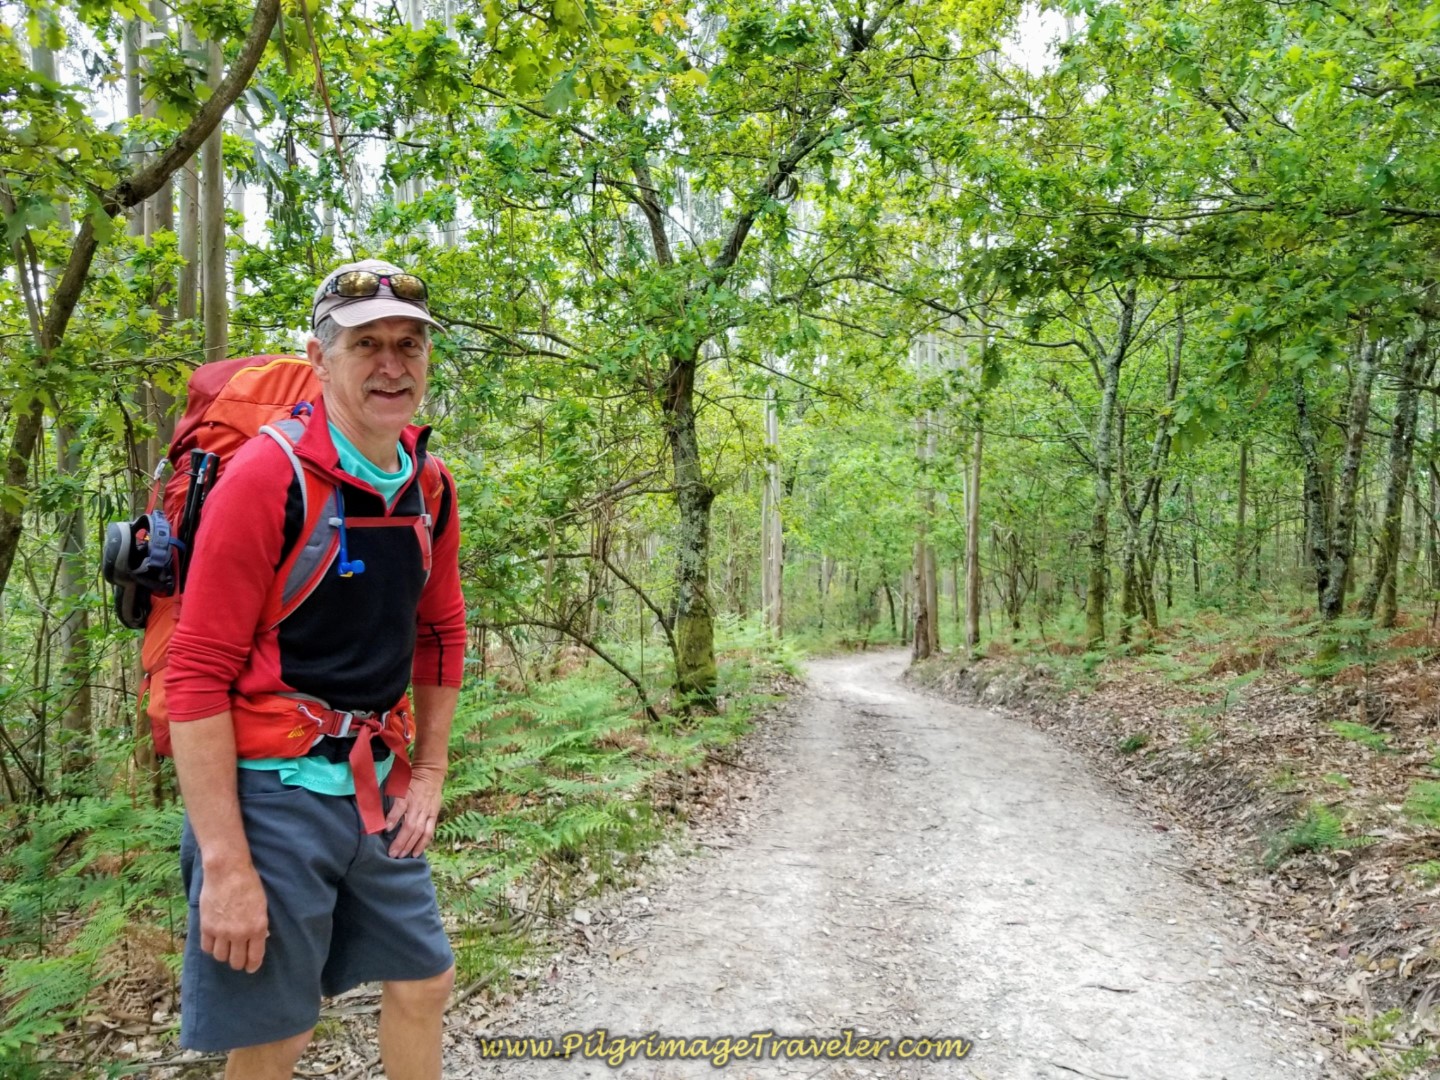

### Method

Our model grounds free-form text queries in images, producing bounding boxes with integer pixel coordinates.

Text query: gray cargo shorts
[179,768,454,1052]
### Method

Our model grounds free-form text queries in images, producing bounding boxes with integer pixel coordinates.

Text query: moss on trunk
[675,610,717,705]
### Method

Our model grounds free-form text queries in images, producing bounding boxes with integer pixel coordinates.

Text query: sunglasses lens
[322,270,429,313]
[388,274,427,301]
[333,271,380,297]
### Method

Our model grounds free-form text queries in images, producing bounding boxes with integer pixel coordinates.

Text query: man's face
[307,317,430,446]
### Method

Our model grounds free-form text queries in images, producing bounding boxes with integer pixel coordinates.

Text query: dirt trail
[450,651,1327,1079]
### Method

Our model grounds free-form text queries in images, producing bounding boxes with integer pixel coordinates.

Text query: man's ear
[306,336,330,382]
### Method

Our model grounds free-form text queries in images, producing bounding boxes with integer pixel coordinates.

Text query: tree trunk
[1236,440,1249,587]
[1125,307,1181,636]
[760,384,783,635]
[1361,332,1432,625]
[1120,550,1140,644]
[126,19,144,237]
[664,350,716,702]
[923,422,939,654]
[950,560,960,638]
[178,27,200,334]
[1164,537,1174,609]
[1138,479,1169,628]
[1294,371,1331,610]
[1188,485,1201,597]
[146,0,178,450]
[901,576,911,646]
[1084,281,1138,647]
[964,422,983,654]
[911,539,932,662]
[202,38,228,363]
[912,413,934,659]
[54,426,92,778]
[27,26,92,781]
[1320,338,1381,622]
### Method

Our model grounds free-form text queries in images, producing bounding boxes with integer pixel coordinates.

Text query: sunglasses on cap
[318,270,430,305]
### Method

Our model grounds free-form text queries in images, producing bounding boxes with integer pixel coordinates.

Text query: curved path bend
[452,651,1325,1080]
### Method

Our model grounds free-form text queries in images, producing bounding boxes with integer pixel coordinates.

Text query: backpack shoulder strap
[258,419,341,629]
[419,452,446,529]
[258,437,449,629]
[258,418,310,522]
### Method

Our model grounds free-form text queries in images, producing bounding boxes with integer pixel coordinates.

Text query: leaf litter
[910,641,1440,1080]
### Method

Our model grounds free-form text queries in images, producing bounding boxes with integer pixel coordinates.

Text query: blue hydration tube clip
[331,490,366,578]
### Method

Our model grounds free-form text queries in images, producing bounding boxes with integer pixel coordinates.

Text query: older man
[166,260,465,1079]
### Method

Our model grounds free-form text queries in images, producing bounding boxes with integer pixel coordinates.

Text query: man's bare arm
[170,713,269,972]
[385,684,459,858]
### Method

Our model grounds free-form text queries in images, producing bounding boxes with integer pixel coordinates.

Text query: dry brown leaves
[910,649,1440,1080]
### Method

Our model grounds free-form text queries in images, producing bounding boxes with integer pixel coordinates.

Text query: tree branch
[482,618,663,724]
[0,0,280,605]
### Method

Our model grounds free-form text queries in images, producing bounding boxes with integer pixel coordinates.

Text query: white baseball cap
[311,259,441,331]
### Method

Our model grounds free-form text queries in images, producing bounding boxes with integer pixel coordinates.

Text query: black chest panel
[276,476,428,712]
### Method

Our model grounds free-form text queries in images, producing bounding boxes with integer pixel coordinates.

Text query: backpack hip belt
[245,694,414,835]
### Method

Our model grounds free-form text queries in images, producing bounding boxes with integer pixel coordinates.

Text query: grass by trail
[0,618,800,1078]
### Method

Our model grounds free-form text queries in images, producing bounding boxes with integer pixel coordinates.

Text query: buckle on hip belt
[297,703,383,739]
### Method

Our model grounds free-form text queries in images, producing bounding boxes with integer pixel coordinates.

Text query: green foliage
[1302,618,1376,680]
[1117,732,1150,755]
[1341,1008,1439,1079]
[0,790,183,1064]
[1329,721,1391,753]
[1265,804,1378,867]
[1409,860,1440,886]
[6,0,1440,1058]
[0,631,794,1058]
[0,955,103,1060]
[1402,781,1440,829]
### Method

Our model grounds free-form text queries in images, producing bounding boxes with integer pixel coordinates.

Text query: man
[166,260,466,1080]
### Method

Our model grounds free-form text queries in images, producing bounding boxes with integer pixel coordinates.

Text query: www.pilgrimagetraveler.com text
[475,1028,973,1066]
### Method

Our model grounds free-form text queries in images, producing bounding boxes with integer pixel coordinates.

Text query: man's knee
[225,1027,315,1080]
[383,965,455,1015]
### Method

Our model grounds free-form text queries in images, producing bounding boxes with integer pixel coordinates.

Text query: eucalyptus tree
[1360,326,1436,627]
[0,0,280,611]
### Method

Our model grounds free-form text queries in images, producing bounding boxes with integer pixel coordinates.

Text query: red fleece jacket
[166,397,466,729]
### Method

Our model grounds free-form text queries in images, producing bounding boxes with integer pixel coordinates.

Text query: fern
[1118,732,1150,754]
[1403,781,1440,828]
[0,953,106,1061]
[1266,804,1379,867]
[0,623,795,1053]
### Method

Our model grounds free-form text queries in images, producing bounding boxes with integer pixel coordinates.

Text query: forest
[2,0,1439,1073]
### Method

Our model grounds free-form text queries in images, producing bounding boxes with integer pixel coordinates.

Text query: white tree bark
[201,38,227,363]
[760,383,783,635]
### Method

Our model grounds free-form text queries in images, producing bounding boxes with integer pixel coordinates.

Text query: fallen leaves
[911,649,1440,1080]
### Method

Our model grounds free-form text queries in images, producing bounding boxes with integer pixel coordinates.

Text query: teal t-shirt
[237,424,413,794]
[326,422,414,508]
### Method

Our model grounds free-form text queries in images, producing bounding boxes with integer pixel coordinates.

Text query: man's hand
[199,863,269,972]
[386,765,445,858]
[171,713,267,972]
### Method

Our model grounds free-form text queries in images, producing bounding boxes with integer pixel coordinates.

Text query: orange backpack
[102,355,443,756]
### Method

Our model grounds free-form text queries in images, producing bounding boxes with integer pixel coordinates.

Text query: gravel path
[448,650,1327,1079]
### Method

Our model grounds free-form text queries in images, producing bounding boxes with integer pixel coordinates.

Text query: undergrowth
[1264,804,1378,868]
[0,618,796,1076]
